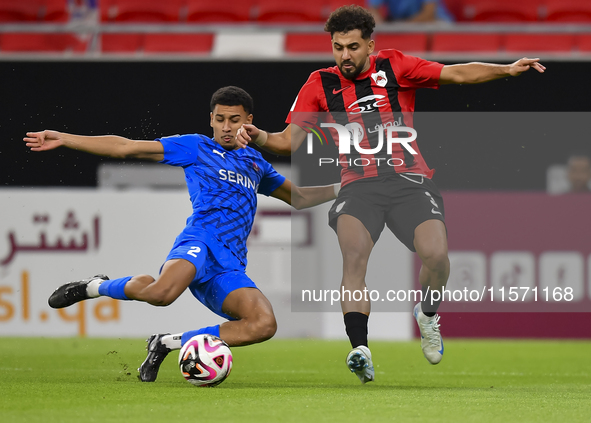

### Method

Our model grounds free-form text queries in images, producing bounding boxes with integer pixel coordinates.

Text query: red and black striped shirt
[286,49,444,186]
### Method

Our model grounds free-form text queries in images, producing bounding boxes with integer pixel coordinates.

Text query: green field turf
[1,338,590,423]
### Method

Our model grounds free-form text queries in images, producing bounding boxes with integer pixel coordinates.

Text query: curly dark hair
[210,86,254,115]
[324,5,376,40]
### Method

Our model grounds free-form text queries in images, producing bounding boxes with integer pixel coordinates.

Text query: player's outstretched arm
[236,123,307,156]
[270,179,340,210]
[439,58,546,85]
[23,130,164,161]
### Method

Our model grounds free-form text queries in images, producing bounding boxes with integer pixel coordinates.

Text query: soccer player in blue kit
[23,86,339,382]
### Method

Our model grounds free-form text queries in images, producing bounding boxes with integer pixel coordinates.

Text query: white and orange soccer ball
[178,334,233,387]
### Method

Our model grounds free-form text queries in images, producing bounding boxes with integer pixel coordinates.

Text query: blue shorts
[164,237,257,320]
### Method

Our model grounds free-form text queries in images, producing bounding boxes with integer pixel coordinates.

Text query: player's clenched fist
[23,130,63,152]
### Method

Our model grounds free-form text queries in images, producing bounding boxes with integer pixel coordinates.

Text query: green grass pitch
[1,338,590,422]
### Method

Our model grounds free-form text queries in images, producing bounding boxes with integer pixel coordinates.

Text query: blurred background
[0,0,590,340]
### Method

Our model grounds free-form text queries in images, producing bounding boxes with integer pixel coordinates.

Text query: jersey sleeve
[257,161,286,196]
[286,72,323,127]
[157,134,201,167]
[387,49,444,89]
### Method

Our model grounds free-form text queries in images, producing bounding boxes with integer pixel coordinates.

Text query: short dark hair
[210,86,254,115]
[324,5,375,40]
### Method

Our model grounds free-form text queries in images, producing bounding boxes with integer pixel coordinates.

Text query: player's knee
[341,247,370,271]
[252,313,277,342]
[421,249,449,273]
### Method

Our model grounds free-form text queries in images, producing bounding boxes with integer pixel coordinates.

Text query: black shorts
[328,173,446,252]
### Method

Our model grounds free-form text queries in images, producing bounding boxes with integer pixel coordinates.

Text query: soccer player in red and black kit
[237,5,545,384]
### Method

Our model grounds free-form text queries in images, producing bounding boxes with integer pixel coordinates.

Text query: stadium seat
[186,0,253,22]
[545,0,591,23]
[431,33,502,53]
[100,33,144,53]
[373,33,428,53]
[255,0,325,22]
[100,0,184,22]
[576,34,591,52]
[504,33,576,53]
[285,33,333,54]
[0,0,44,22]
[0,0,68,22]
[442,0,465,21]
[463,0,540,22]
[143,33,214,54]
[43,0,69,22]
[0,33,87,53]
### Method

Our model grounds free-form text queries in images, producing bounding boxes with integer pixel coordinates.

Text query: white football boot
[346,345,375,384]
[413,302,444,364]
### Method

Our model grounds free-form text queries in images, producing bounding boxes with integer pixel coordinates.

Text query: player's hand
[23,130,63,152]
[236,124,261,149]
[509,58,546,76]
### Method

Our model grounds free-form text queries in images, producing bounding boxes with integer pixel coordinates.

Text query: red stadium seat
[0,33,87,53]
[576,34,591,52]
[504,33,576,53]
[101,33,215,54]
[100,33,144,53]
[285,33,333,54]
[0,0,44,22]
[186,0,253,22]
[43,0,69,22]
[144,33,214,54]
[545,0,591,23]
[442,0,465,21]
[373,33,428,53]
[0,0,68,22]
[431,33,502,53]
[255,0,325,22]
[100,0,184,23]
[463,0,540,22]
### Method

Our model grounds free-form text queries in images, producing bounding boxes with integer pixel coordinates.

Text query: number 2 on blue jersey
[187,246,202,257]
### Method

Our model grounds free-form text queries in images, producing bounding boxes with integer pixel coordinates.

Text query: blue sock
[181,325,221,346]
[98,276,132,300]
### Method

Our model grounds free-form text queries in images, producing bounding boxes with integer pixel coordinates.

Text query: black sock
[421,286,441,317]
[344,312,369,348]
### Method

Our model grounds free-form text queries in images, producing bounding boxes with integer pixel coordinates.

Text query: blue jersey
[158,134,286,266]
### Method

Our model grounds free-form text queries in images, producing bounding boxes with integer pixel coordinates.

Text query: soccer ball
[178,334,233,387]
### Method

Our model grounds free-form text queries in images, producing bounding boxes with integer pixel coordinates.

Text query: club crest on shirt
[252,161,260,172]
[371,70,388,87]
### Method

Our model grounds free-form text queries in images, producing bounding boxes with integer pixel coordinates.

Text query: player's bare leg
[337,214,375,383]
[218,287,277,346]
[124,259,196,306]
[413,219,449,364]
[337,214,374,314]
[48,258,196,310]
[414,220,450,299]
